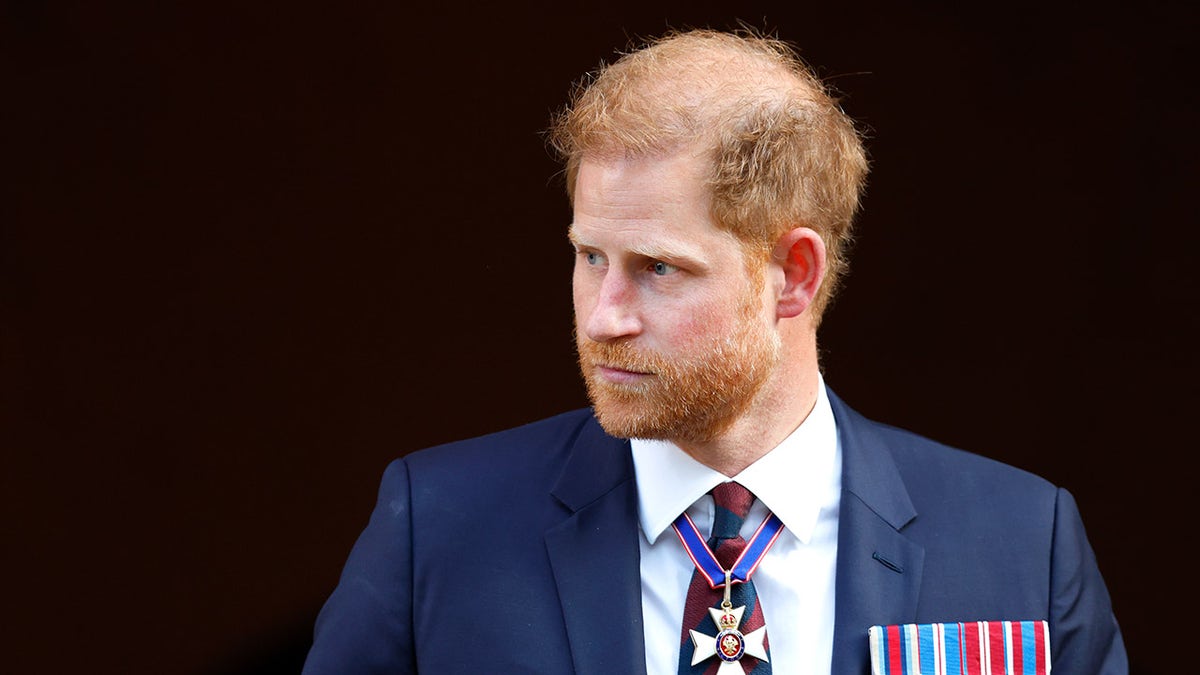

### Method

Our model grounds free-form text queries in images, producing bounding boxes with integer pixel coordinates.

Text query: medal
[672,509,785,672]
[685,571,771,672]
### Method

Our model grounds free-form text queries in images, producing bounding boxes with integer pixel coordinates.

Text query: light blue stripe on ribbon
[918,622,936,674]
[943,622,962,674]
[1021,620,1036,675]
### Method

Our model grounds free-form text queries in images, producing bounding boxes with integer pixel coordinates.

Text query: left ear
[771,227,827,319]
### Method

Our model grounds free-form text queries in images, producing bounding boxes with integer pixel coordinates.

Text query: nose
[579,268,642,343]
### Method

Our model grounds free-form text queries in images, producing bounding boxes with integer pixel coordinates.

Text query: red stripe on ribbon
[988,621,1005,674]
[1011,621,1024,674]
[963,622,980,675]
[887,623,902,674]
[1035,622,1046,675]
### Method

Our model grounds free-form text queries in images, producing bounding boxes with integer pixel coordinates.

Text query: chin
[591,400,731,445]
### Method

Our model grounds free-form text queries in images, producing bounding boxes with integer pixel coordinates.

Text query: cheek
[654,300,735,348]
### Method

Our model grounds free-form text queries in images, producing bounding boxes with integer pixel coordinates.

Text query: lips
[596,362,652,374]
[595,364,653,383]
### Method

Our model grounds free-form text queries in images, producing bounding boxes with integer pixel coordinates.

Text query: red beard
[576,296,779,444]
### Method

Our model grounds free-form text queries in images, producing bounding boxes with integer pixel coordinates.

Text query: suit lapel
[828,391,925,674]
[545,416,647,675]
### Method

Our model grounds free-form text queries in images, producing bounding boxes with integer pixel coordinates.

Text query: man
[303,30,1126,674]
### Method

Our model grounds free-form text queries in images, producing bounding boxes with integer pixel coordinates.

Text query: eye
[585,251,604,266]
[651,261,678,276]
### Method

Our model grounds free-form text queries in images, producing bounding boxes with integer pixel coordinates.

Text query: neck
[675,330,822,477]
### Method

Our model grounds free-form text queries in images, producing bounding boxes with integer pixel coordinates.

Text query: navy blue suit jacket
[303,390,1126,673]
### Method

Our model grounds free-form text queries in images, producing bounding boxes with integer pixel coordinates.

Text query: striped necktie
[677,482,772,674]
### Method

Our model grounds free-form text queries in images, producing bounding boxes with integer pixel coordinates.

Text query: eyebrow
[566,225,584,247]
[567,224,712,270]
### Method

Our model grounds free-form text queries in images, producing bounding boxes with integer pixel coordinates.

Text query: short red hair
[549,29,869,320]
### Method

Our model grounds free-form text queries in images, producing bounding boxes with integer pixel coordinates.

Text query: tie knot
[710,482,755,541]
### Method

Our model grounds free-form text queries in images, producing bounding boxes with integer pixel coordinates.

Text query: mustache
[577,337,666,374]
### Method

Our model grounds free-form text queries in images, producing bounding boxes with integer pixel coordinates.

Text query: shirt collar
[630,377,840,546]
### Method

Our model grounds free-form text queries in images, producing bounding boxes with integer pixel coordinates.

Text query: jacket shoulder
[394,407,601,488]
[872,418,1056,497]
[834,392,1058,510]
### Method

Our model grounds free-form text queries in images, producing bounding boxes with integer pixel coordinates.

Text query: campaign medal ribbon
[867,620,1051,675]
[671,510,786,670]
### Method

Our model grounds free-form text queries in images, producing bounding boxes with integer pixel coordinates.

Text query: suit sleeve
[1049,488,1128,674]
[303,458,417,674]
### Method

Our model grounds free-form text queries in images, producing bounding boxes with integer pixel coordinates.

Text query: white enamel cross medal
[687,574,769,673]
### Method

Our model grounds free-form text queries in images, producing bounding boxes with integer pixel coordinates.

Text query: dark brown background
[3,2,1194,673]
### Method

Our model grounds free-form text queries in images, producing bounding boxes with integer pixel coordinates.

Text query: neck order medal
[689,601,770,671]
[672,509,785,673]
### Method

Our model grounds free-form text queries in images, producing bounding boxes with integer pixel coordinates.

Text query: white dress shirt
[631,380,842,674]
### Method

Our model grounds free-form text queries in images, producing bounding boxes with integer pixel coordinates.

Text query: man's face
[570,151,780,444]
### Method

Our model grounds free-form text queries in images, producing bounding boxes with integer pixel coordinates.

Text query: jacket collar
[828,389,925,674]
[545,415,648,675]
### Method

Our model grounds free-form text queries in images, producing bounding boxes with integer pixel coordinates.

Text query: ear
[771,227,827,319]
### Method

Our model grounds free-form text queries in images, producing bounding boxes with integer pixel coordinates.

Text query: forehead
[568,152,742,259]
